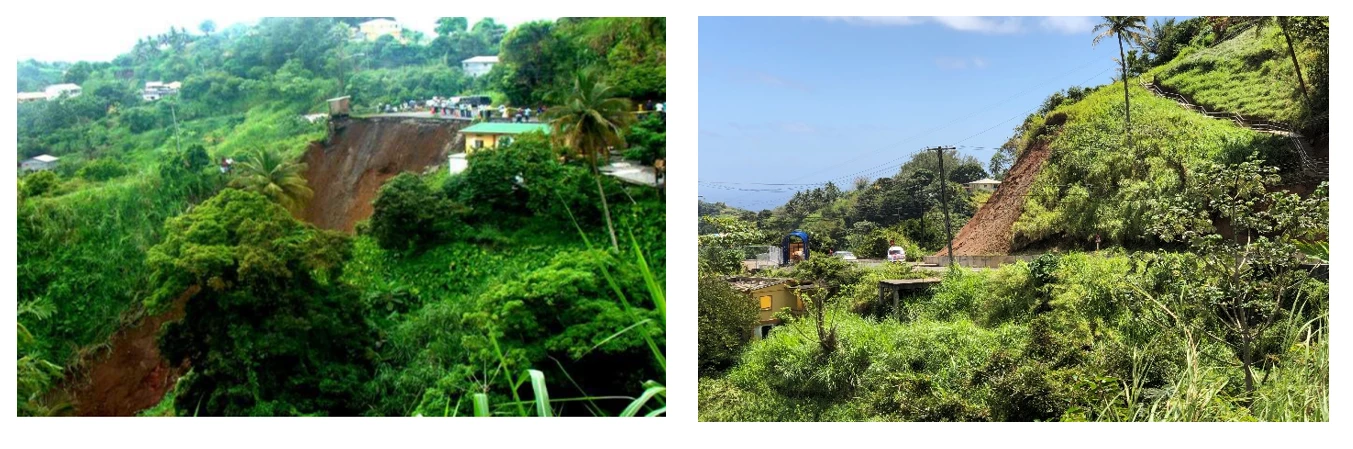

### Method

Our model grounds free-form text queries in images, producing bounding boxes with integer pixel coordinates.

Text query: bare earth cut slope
[940,141,1051,256]
[302,117,466,232]
[58,287,196,416]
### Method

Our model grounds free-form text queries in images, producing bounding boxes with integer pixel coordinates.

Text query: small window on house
[758,295,772,311]
[473,139,484,149]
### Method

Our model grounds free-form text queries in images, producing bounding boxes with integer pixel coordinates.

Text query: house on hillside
[142,81,182,101]
[965,178,1000,193]
[461,122,550,154]
[358,18,402,42]
[725,277,814,339]
[17,92,46,103]
[462,56,499,77]
[43,83,82,100]
[21,154,59,172]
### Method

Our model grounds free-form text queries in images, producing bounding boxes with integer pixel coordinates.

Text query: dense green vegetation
[697,16,1327,422]
[18,17,664,417]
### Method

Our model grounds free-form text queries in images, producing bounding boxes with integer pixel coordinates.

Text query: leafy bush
[698,275,756,374]
[76,158,130,181]
[148,189,375,416]
[368,173,468,251]
[20,170,60,198]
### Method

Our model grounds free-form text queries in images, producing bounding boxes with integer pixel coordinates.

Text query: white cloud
[1039,16,1097,34]
[821,16,1097,35]
[935,56,989,70]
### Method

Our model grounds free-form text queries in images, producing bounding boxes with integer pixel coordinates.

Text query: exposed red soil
[57,286,198,416]
[939,140,1052,256]
[302,116,467,232]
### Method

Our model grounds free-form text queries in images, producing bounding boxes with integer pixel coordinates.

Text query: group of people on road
[378,97,550,122]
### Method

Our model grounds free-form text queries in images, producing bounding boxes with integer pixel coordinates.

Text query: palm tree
[229,148,313,213]
[545,71,634,251]
[1093,16,1149,143]
[1253,16,1313,112]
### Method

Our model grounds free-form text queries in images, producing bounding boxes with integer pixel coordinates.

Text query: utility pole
[930,146,956,265]
[170,103,182,153]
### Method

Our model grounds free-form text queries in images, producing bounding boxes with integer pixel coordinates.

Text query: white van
[887,246,906,263]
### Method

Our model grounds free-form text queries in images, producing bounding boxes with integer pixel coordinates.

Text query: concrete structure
[726,277,814,339]
[21,154,60,171]
[17,92,46,103]
[358,19,402,42]
[142,81,181,101]
[43,84,82,100]
[461,122,549,154]
[462,56,499,77]
[447,153,469,175]
[966,178,1001,193]
[327,96,352,117]
[878,278,943,312]
[922,254,1038,268]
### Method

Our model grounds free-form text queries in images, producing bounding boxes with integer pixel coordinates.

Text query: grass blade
[473,393,490,417]
[620,383,666,417]
[528,369,552,417]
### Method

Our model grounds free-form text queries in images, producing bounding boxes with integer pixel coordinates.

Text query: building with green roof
[461,122,551,154]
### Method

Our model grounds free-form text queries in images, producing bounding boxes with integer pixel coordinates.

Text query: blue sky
[699,16,1177,211]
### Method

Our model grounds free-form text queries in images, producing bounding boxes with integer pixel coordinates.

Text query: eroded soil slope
[940,141,1052,256]
[57,286,196,416]
[302,117,466,232]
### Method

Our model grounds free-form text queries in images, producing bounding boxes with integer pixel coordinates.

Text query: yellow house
[358,19,403,42]
[726,277,813,339]
[461,123,551,155]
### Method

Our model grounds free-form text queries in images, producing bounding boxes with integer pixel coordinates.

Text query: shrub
[368,173,468,251]
[20,170,60,198]
[698,275,757,374]
[76,158,130,181]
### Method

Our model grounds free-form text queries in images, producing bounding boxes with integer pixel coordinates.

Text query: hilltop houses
[461,122,549,154]
[965,178,1001,193]
[21,154,59,172]
[357,18,403,42]
[18,84,82,103]
[142,81,182,101]
[462,56,499,77]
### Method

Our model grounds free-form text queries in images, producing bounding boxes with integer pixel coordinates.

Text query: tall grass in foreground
[1100,291,1328,422]
[417,195,666,417]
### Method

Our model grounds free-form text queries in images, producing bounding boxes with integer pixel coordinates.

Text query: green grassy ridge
[1152,25,1312,125]
[1010,80,1290,249]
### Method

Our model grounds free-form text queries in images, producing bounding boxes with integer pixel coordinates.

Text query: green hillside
[697,16,1327,423]
[18,17,666,417]
[1151,21,1328,128]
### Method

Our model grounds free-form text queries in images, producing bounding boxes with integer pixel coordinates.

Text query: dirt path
[56,286,197,416]
[939,140,1051,256]
[302,117,466,232]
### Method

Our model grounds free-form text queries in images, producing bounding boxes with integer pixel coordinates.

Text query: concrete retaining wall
[922,255,1037,268]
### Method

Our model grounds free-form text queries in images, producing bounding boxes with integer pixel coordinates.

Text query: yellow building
[461,123,551,155]
[358,19,403,42]
[726,277,813,339]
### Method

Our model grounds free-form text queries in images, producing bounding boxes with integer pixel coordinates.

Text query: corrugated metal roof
[461,123,550,135]
[32,154,59,162]
[969,178,1001,184]
[724,277,793,292]
[463,55,500,63]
